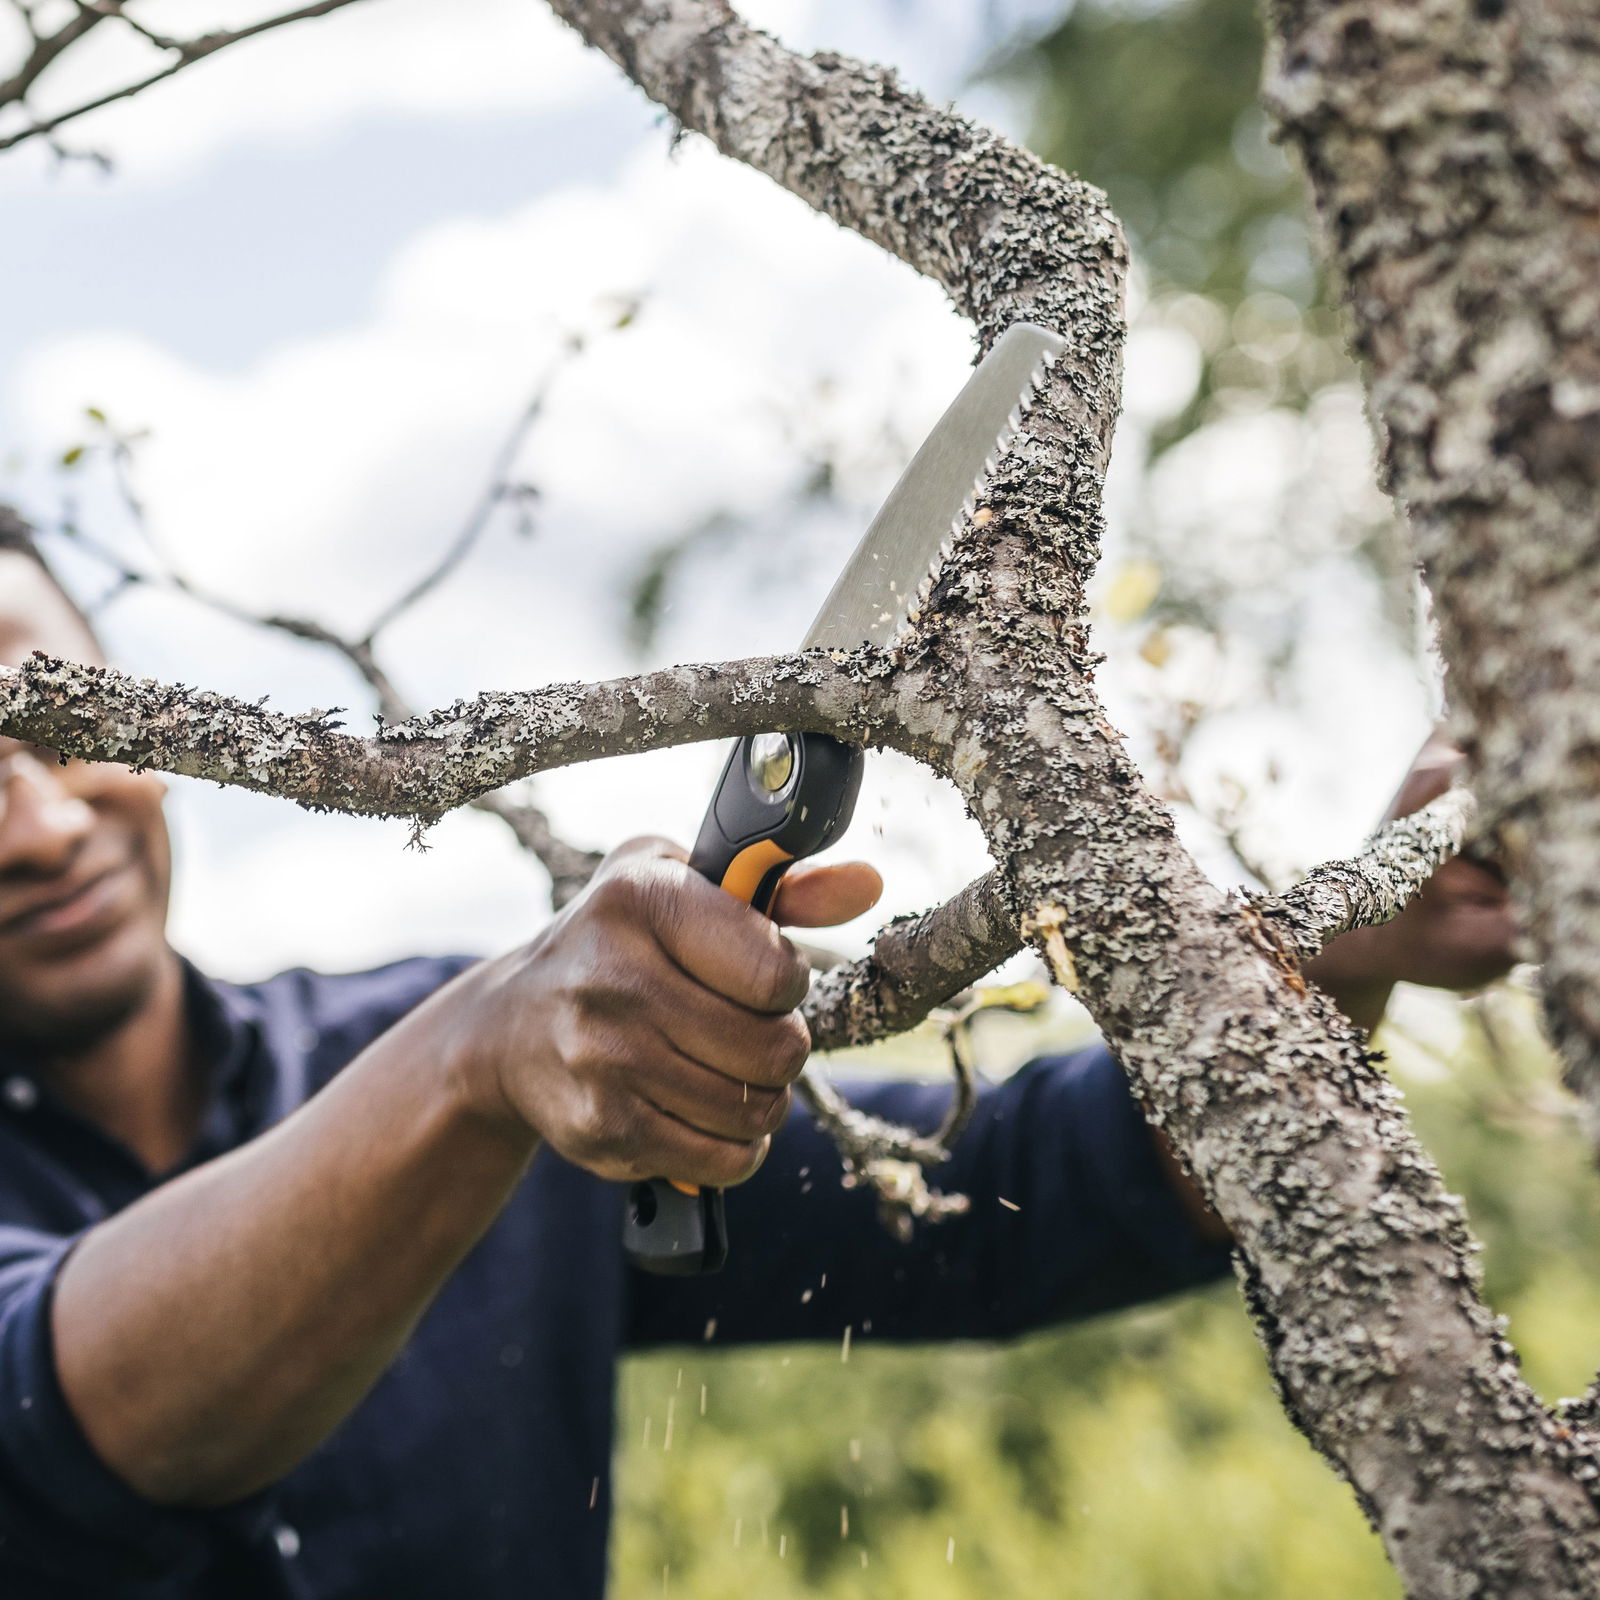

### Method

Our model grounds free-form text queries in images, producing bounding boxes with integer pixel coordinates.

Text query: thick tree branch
[536,5,1600,1588]
[0,649,890,822]
[1263,0,1600,1147]
[1251,789,1476,965]
[541,0,1127,365]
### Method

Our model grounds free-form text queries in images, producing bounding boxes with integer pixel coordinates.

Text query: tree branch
[44,362,601,903]
[802,869,1019,1051]
[1250,789,1476,965]
[360,338,580,648]
[0,648,889,822]
[1264,0,1600,1149]
[0,3,105,111]
[541,0,1126,360]
[542,3,1600,1587]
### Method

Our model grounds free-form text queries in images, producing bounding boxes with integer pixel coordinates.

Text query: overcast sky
[0,0,1433,994]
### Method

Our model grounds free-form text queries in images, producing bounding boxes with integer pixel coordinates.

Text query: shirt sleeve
[624,1045,1233,1350]
[0,1226,277,1595]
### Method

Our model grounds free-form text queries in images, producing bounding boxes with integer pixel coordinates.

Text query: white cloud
[11,129,1000,978]
[5,0,614,182]
[15,137,972,654]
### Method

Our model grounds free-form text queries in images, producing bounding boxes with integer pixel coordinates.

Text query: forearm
[52,980,537,1507]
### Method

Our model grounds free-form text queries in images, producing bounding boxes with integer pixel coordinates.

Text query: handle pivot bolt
[748,732,795,794]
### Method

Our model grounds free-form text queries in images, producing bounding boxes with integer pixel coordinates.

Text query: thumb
[772,861,883,928]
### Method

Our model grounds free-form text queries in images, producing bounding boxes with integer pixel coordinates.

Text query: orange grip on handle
[718,838,795,907]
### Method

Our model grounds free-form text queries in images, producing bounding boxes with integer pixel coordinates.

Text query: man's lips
[0,860,134,941]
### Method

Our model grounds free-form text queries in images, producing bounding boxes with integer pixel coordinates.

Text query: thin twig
[0,0,373,153]
[0,3,106,110]
[362,337,589,646]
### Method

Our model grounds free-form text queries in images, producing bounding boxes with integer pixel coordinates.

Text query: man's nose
[0,752,95,876]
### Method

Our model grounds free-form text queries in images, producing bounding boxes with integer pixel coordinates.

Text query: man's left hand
[1306,735,1519,1031]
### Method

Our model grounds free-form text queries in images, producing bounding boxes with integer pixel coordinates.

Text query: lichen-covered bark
[0,650,891,823]
[803,870,1019,1051]
[539,0,1128,362]
[872,391,1600,1599]
[1255,789,1475,964]
[1263,0,1600,1144]
[8,0,1598,1589]
[533,6,1600,1587]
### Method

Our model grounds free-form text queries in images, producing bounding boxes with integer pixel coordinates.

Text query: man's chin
[0,942,167,1056]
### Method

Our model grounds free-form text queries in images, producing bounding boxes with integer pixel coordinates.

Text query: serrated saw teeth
[884,335,1061,653]
[801,322,1065,657]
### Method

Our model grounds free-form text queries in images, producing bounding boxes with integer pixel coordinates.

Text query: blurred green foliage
[1002,0,1417,715]
[1004,0,1339,449]
[613,984,1600,1597]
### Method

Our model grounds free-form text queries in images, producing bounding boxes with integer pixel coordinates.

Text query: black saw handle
[622,731,864,1276]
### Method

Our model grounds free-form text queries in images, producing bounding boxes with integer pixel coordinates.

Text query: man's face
[0,555,173,1052]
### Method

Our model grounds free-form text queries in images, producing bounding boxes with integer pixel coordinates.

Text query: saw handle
[623,731,865,1276]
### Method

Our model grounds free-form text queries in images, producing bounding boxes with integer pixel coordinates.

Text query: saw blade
[802,322,1064,652]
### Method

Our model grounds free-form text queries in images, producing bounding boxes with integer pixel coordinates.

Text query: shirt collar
[176,958,273,1166]
[0,956,271,1181]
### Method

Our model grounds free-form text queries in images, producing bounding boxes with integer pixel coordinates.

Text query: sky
[0,0,1435,996]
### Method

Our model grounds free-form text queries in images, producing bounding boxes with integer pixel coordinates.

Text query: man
[0,523,1514,1597]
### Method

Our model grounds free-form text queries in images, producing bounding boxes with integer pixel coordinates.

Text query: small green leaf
[84,406,107,424]
[60,445,85,468]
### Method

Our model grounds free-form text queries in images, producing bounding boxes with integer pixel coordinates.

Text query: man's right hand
[441,838,869,1190]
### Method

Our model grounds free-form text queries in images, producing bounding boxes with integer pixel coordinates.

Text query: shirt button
[3,1076,38,1111]
[273,1524,301,1560]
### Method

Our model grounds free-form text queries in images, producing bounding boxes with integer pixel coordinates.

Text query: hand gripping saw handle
[622,731,863,1275]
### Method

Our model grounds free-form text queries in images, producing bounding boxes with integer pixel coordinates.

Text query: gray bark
[803,869,1019,1051]
[1263,0,1600,1147]
[1254,789,1476,964]
[8,1,1600,1591]
[0,648,891,824]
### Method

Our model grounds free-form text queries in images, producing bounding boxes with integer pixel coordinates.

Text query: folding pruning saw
[624,321,1064,1276]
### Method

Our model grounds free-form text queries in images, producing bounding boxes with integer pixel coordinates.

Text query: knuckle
[777,1011,812,1069]
[571,1079,642,1165]
[748,1013,810,1086]
[754,1084,792,1136]
[755,941,810,1014]
[574,970,643,1025]
[722,1136,771,1186]
[586,869,643,920]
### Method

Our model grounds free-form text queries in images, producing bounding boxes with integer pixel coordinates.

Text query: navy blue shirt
[0,957,1229,1597]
